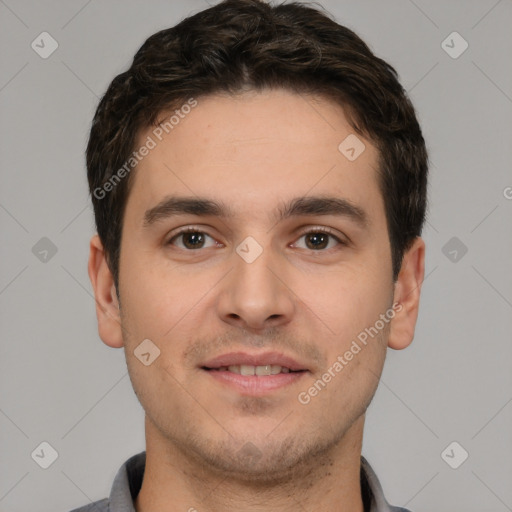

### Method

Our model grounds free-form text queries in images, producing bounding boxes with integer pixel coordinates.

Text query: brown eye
[168,230,216,250]
[305,232,330,250]
[294,229,344,251]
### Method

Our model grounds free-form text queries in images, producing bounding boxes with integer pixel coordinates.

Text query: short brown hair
[87,0,428,288]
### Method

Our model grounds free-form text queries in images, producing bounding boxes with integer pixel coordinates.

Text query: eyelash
[166,226,347,251]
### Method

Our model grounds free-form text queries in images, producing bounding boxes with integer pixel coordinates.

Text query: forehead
[126,89,384,227]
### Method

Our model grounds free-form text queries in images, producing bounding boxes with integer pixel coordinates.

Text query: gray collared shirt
[69,451,411,512]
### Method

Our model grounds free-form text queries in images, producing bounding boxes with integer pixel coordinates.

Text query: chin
[183,430,338,486]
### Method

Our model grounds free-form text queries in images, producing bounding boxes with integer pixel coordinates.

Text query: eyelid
[166,225,221,247]
[294,226,348,244]
[166,225,349,248]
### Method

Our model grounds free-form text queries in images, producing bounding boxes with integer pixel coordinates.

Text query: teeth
[240,365,255,376]
[223,365,292,375]
[270,365,282,375]
[256,365,272,376]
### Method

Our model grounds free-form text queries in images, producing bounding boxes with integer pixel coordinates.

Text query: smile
[208,364,299,375]
[200,351,310,395]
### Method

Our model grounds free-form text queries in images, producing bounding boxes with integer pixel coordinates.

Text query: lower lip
[203,369,307,395]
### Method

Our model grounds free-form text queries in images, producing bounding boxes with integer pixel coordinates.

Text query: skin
[88,89,425,512]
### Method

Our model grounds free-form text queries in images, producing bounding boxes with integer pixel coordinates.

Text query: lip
[201,351,309,372]
[200,351,310,397]
[205,369,307,395]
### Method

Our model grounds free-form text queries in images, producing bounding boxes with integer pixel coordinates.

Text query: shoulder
[360,456,413,512]
[68,497,109,512]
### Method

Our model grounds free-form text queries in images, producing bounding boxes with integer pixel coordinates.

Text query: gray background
[1,0,511,511]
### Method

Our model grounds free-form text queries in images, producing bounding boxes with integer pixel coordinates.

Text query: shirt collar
[108,451,407,512]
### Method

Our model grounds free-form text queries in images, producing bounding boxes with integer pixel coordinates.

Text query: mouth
[205,364,302,375]
[200,352,309,395]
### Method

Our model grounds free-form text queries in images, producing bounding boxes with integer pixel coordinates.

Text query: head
[88,0,427,482]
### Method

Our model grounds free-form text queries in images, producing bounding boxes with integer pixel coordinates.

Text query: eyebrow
[143,195,369,229]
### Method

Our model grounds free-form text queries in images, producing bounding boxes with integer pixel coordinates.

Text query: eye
[167,228,218,250]
[293,228,346,251]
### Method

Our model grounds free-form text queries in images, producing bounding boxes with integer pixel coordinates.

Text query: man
[73,0,427,510]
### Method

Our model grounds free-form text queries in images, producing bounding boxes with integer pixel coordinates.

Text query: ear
[388,237,426,350]
[88,234,124,348]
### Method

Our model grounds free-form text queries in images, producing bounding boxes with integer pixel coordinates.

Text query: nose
[216,240,295,332]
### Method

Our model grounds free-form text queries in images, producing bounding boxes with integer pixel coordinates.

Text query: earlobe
[387,237,426,350]
[88,234,124,348]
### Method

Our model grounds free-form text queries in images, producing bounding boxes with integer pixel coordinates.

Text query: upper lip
[201,351,309,371]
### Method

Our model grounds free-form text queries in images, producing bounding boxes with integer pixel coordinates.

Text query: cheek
[119,242,179,326]
[118,249,221,364]
[302,263,390,341]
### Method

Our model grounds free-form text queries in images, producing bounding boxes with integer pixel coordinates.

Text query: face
[97,89,413,482]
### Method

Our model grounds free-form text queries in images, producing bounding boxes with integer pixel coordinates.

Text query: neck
[135,415,366,512]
